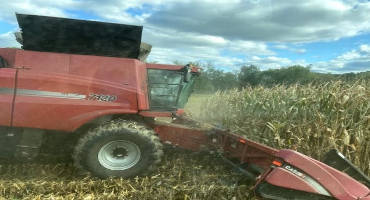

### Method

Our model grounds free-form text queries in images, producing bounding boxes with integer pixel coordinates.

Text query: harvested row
[0,149,254,200]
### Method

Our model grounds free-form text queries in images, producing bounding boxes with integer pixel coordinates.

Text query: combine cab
[0,14,369,200]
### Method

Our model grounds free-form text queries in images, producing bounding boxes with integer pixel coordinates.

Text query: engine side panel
[0,68,16,126]
[0,48,150,132]
[13,71,138,131]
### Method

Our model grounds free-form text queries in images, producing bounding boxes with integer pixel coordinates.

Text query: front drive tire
[73,120,163,178]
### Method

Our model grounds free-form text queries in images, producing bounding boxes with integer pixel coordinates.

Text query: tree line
[192,64,370,93]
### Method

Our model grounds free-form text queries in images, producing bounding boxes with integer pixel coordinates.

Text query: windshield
[147,66,196,111]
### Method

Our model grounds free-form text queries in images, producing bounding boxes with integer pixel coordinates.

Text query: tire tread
[73,119,163,177]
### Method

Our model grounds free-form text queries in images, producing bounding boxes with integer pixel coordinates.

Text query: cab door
[0,67,16,127]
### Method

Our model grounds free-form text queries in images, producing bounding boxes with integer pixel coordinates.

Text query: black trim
[323,149,370,188]
[218,155,257,181]
[256,182,334,200]
[10,70,18,127]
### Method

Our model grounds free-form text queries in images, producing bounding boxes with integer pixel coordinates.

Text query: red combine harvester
[0,14,369,200]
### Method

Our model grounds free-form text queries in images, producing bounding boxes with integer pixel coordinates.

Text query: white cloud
[315,44,370,73]
[3,0,369,42]
[251,56,261,61]
[245,55,309,70]
[0,32,21,48]
[294,49,307,54]
[228,40,273,55]
[143,26,273,67]
[0,0,369,73]
[338,51,361,60]
[148,46,245,70]
[0,0,70,23]
[147,0,370,42]
[0,0,275,69]
[0,0,154,25]
[274,44,307,54]
[274,44,289,49]
[359,44,370,53]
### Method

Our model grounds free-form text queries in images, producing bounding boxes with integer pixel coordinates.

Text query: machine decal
[0,88,118,102]
[0,88,86,100]
[283,165,331,196]
[87,93,117,102]
[284,165,306,178]
[0,88,13,94]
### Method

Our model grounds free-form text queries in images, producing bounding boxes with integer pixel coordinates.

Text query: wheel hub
[98,140,141,171]
[112,147,128,158]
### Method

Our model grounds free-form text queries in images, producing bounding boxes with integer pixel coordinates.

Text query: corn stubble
[189,81,369,176]
[0,149,254,200]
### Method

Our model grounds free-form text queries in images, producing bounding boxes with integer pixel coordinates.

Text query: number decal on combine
[88,94,117,102]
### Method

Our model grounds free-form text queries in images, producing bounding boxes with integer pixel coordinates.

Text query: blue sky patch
[126,4,154,16]
[0,21,17,34]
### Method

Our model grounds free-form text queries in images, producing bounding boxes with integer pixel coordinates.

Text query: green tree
[238,65,260,87]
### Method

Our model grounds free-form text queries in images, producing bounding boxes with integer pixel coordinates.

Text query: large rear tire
[73,119,163,178]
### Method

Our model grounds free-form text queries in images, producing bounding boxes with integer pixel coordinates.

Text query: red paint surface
[175,109,185,116]
[216,130,278,170]
[265,167,319,194]
[0,48,184,131]
[276,149,369,200]
[153,121,278,170]
[361,195,370,200]
[190,65,200,73]
[0,68,16,126]
[153,120,369,200]
[154,124,209,151]
[147,63,184,70]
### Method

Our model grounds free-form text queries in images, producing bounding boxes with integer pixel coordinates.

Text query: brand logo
[284,165,306,179]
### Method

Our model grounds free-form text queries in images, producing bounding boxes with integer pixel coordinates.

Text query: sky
[0,0,370,73]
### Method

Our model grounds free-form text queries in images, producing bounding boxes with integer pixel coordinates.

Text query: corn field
[188,81,370,176]
[0,80,368,200]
